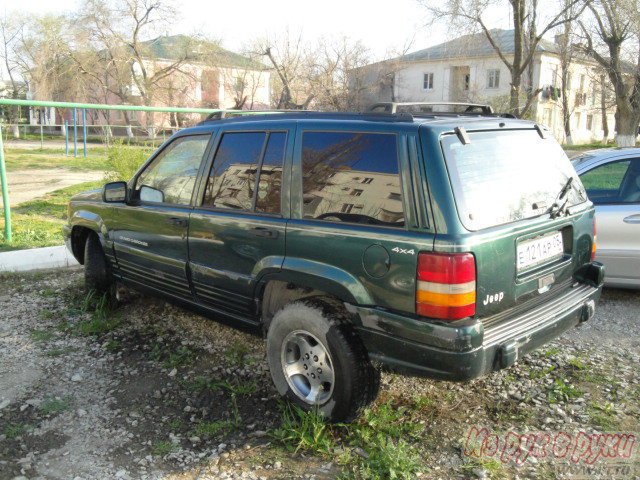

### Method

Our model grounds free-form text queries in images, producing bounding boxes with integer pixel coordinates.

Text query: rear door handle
[250,227,279,239]
[623,214,640,224]
[166,217,188,228]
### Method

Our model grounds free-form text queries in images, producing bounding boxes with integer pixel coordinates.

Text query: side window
[256,132,286,214]
[202,131,287,213]
[580,159,640,204]
[135,135,209,205]
[301,132,404,226]
[202,132,266,210]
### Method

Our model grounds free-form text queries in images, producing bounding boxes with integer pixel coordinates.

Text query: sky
[0,0,514,61]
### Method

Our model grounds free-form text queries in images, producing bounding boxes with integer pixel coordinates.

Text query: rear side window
[301,132,404,227]
[441,130,586,230]
[580,159,640,204]
[202,131,286,213]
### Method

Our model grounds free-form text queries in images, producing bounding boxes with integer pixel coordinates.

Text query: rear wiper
[547,176,584,218]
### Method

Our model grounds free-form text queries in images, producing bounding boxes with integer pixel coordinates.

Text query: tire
[84,232,112,294]
[266,298,380,422]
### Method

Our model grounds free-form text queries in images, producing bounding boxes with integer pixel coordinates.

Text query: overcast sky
[1,0,515,61]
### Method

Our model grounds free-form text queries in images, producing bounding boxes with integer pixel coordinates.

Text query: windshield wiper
[547,176,584,218]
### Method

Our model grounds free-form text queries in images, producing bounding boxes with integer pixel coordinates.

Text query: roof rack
[198,110,416,125]
[368,101,495,115]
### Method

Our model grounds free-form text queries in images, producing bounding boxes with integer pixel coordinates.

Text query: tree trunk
[509,80,521,117]
[11,124,19,139]
[599,75,609,143]
[614,103,637,147]
[123,111,134,139]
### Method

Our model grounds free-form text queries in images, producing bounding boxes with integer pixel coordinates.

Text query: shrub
[104,140,153,182]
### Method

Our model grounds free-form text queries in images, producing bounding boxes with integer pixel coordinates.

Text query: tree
[422,0,586,117]
[579,0,640,146]
[306,37,372,111]
[0,14,28,138]
[254,31,315,109]
[73,0,204,137]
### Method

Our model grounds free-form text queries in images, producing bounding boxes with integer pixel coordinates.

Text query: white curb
[0,245,79,272]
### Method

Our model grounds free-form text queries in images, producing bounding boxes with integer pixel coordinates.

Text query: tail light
[591,218,597,261]
[416,252,476,321]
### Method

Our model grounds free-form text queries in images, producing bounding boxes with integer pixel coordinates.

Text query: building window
[464,73,470,91]
[341,203,354,213]
[351,189,363,196]
[579,74,585,92]
[362,177,373,184]
[388,192,402,201]
[487,69,500,89]
[586,114,594,131]
[423,73,434,90]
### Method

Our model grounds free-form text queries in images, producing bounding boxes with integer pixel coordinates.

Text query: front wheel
[84,232,112,294]
[266,298,379,422]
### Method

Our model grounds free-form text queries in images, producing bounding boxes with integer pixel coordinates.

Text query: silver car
[572,148,640,288]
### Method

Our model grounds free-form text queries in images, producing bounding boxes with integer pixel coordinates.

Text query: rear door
[188,123,292,318]
[286,124,431,315]
[432,127,593,318]
[112,133,210,300]
[579,157,640,285]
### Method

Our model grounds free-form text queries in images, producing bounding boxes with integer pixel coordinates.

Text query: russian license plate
[517,232,564,271]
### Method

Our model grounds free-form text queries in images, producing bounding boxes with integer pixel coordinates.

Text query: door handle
[166,217,188,227]
[623,214,640,224]
[250,227,279,239]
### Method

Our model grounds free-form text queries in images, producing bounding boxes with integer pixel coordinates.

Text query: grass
[153,440,176,456]
[30,328,55,342]
[224,341,255,367]
[0,180,103,251]
[62,290,122,337]
[563,140,621,150]
[588,402,619,430]
[151,344,196,369]
[46,346,77,357]
[271,400,424,479]
[3,423,30,439]
[194,420,236,438]
[0,143,152,251]
[3,147,110,172]
[547,377,583,403]
[39,396,72,415]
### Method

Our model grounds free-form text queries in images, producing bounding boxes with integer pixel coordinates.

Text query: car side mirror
[103,181,128,203]
[139,185,164,203]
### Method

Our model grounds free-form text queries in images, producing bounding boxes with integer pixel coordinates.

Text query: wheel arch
[256,262,373,331]
[68,211,106,264]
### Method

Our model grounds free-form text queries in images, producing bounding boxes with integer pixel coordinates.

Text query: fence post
[0,125,11,243]
[82,109,87,159]
[73,108,77,158]
[65,121,69,156]
[40,123,44,150]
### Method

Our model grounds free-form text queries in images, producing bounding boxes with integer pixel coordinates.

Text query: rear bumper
[354,267,604,381]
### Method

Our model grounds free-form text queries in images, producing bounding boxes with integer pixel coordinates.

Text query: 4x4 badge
[391,247,415,255]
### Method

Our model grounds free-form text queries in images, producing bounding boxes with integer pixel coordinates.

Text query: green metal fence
[0,98,267,244]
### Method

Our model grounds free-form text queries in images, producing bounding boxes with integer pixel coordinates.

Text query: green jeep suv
[64,112,604,421]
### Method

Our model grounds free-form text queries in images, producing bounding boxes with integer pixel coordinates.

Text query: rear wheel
[266,298,379,422]
[84,232,112,294]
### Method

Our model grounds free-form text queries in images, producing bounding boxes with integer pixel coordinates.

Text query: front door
[188,126,291,318]
[112,133,211,300]
[580,157,640,285]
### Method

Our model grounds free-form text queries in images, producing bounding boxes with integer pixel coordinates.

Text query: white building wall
[393,56,513,103]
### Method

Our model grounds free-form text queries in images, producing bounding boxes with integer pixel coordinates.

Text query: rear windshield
[441,129,587,231]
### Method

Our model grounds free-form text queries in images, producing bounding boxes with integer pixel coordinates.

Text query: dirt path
[4,169,103,206]
[0,270,638,479]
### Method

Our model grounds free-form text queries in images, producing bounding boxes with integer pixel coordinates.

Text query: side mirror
[103,181,128,203]
[139,185,164,203]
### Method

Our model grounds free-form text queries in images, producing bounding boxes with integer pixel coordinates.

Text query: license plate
[517,232,564,271]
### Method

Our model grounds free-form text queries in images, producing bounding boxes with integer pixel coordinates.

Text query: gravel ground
[0,268,638,480]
